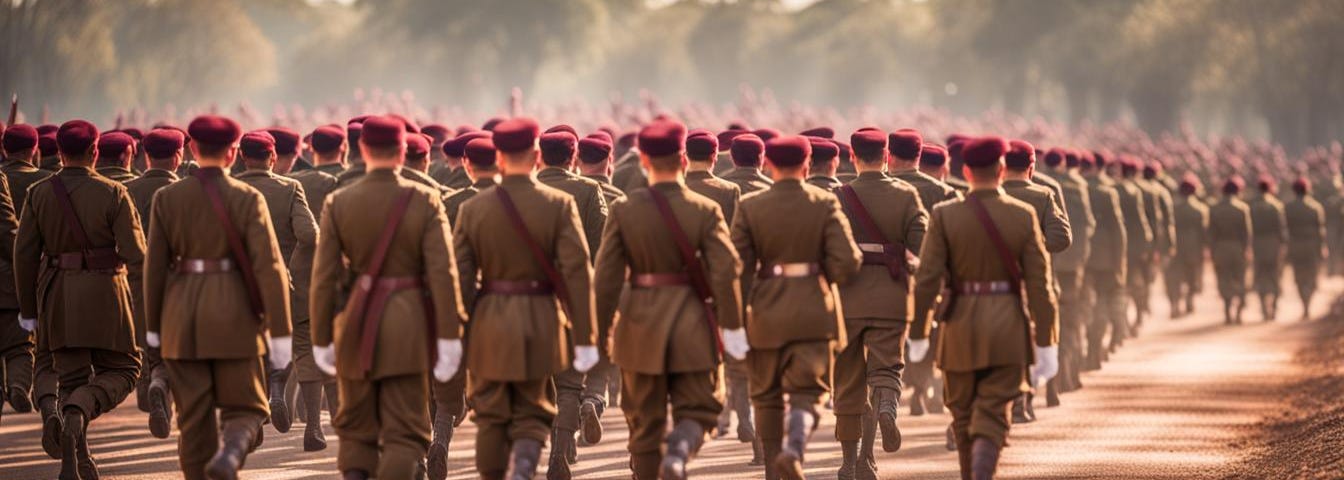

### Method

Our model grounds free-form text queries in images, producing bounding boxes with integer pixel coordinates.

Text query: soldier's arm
[701,204,744,330]
[288,185,319,294]
[557,198,597,347]
[1022,211,1059,347]
[911,206,949,339]
[246,193,292,337]
[451,207,478,310]
[1041,191,1073,253]
[421,192,466,340]
[113,187,147,267]
[582,187,609,262]
[0,173,17,262]
[903,191,928,255]
[144,191,171,335]
[591,202,628,345]
[821,197,862,285]
[310,197,343,346]
[14,197,42,320]
[729,201,757,320]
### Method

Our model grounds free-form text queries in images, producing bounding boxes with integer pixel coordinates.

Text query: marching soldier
[1141,163,1177,318]
[1080,151,1127,370]
[1249,177,1287,321]
[803,137,842,192]
[574,133,625,447]
[832,128,927,479]
[335,121,367,188]
[911,137,1059,480]
[453,117,599,479]
[731,135,861,479]
[436,130,491,192]
[17,120,146,479]
[577,135,625,206]
[37,127,62,172]
[1209,178,1253,325]
[309,115,465,479]
[1115,160,1152,337]
[1168,177,1209,317]
[1039,149,1095,399]
[445,137,500,225]
[721,134,773,195]
[143,116,293,480]
[592,120,744,479]
[1284,178,1326,320]
[401,133,452,193]
[93,132,140,183]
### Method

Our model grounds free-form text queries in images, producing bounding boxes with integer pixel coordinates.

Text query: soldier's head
[492,117,542,176]
[96,132,135,169]
[1178,177,1199,197]
[887,129,923,168]
[464,138,499,182]
[56,120,100,168]
[808,136,839,177]
[443,130,490,171]
[240,131,278,171]
[764,136,811,181]
[730,134,765,168]
[143,128,185,172]
[685,131,718,171]
[358,115,407,170]
[850,128,887,172]
[404,133,432,173]
[1003,140,1035,179]
[1043,148,1067,173]
[919,144,949,180]
[1222,177,1244,197]
[637,120,688,179]
[266,127,301,174]
[421,124,451,162]
[961,136,1009,188]
[1,124,39,163]
[577,136,614,176]
[187,115,242,168]
[310,124,347,166]
[540,132,578,169]
[1292,178,1309,197]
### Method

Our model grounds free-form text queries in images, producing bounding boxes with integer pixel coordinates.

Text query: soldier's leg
[1106,274,1128,351]
[549,368,584,477]
[334,377,381,477]
[968,366,1029,480]
[832,327,869,480]
[1054,271,1082,394]
[508,378,557,479]
[208,357,270,480]
[748,347,786,479]
[725,357,755,440]
[428,366,467,479]
[1084,271,1108,370]
[776,341,833,478]
[469,379,515,478]
[375,374,433,480]
[1164,261,1184,317]
[941,370,976,480]
[56,348,140,421]
[663,370,723,479]
[145,345,172,439]
[1294,261,1318,319]
[33,338,62,459]
[579,355,610,445]
[620,369,669,479]
[865,323,908,453]
[0,309,34,412]
[165,359,220,480]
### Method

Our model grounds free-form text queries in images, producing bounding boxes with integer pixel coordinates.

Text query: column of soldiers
[0,110,1337,480]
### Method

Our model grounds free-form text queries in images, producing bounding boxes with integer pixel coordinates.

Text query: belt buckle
[780,263,811,277]
[858,243,885,254]
[357,274,374,289]
[186,259,206,272]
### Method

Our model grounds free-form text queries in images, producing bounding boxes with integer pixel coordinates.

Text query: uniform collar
[968,187,1005,198]
[365,167,400,181]
[651,181,685,194]
[59,166,95,176]
[143,168,179,180]
[473,177,497,188]
[501,174,537,187]
[237,169,274,179]
[856,171,886,180]
[686,170,715,180]
[538,167,572,179]
[96,165,131,174]
[584,174,612,183]
[771,178,803,189]
[1003,179,1032,187]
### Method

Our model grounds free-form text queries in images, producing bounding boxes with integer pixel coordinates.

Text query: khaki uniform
[335,163,367,189]
[432,177,496,437]
[1039,168,1093,392]
[124,169,179,410]
[1284,194,1326,309]
[1003,179,1072,253]
[310,169,465,478]
[593,182,742,476]
[16,167,144,425]
[432,166,472,191]
[721,167,774,195]
[1116,178,1153,330]
[730,179,861,441]
[1249,194,1287,306]
[1,162,42,407]
[583,174,626,207]
[144,167,291,479]
[95,165,139,184]
[1208,195,1253,322]
[453,175,596,476]
[805,175,843,192]
[611,156,648,193]
[1168,194,1210,314]
[445,178,496,227]
[288,168,339,220]
[286,167,340,386]
[1084,175,1126,367]
[911,189,1057,456]
[832,172,927,441]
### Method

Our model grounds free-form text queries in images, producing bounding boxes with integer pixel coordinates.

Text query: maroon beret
[717,130,747,152]
[310,125,347,154]
[1120,157,1140,176]
[808,137,838,163]
[346,122,363,144]
[1092,150,1109,169]
[1257,175,1275,193]
[945,133,971,146]
[539,132,578,163]
[386,114,419,134]
[406,133,431,160]
[37,124,59,136]
[799,126,834,139]
[359,115,407,148]
[1043,148,1066,168]
[637,120,687,157]
[1223,177,1244,194]
[265,127,301,155]
[752,128,781,142]
[836,141,852,162]
[492,117,541,154]
[422,124,452,145]
[730,134,765,166]
[464,138,497,167]
[961,137,1009,168]
[765,135,811,168]
[1004,140,1036,169]
[239,131,277,159]
[1076,150,1094,168]
[617,132,637,149]
[39,134,57,157]
[1292,177,1310,195]
[443,130,492,157]
[920,145,948,167]
[578,138,613,164]
[188,115,241,146]
[98,132,136,159]
[850,129,887,159]
[2,124,38,153]
[57,120,100,155]
[117,128,144,141]
[947,140,966,160]
[888,129,923,160]
[1142,164,1158,179]
[586,131,613,145]
[1179,178,1199,196]
[143,129,186,158]
[481,117,506,131]
[348,115,372,126]
[545,124,577,136]
[686,133,718,158]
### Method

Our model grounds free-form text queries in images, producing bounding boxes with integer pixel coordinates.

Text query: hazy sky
[312,0,823,10]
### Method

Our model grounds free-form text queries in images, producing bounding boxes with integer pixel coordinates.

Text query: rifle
[8,94,17,125]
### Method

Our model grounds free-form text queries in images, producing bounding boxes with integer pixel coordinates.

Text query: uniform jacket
[17,167,145,352]
[1116,179,1153,262]
[1,160,50,308]
[537,167,609,258]
[1172,195,1210,266]
[1249,194,1287,264]
[126,169,178,232]
[730,179,861,349]
[582,174,626,206]
[611,156,649,193]
[1043,169,1095,272]
[891,169,959,213]
[446,178,496,228]
[721,167,773,195]
[237,170,319,324]
[805,175,843,193]
[287,168,339,219]
[96,165,139,183]
[431,165,472,190]
[836,172,927,321]
[1085,178,1127,279]
[454,175,597,382]
[335,163,366,188]
[1284,195,1326,265]
[1208,196,1253,267]
[594,182,742,374]
[310,169,466,379]
[1003,179,1072,253]
[912,189,1058,372]
[1141,179,1177,257]
[685,170,741,223]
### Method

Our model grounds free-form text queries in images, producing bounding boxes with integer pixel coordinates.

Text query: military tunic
[1039,168,1094,392]
[95,165,139,184]
[1208,195,1253,320]
[1,162,44,406]
[1284,194,1326,309]
[1248,194,1287,299]
[124,168,179,411]
[1083,175,1126,367]
[1116,178,1153,327]
[1168,193,1210,313]
[721,167,773,195]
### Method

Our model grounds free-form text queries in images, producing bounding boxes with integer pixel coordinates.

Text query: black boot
[929,376,946,414]
[749,437,764,466]
[427,411,454,480]
[874,388,901,452]
[774,410,814,480]
[1045,379,1061,408]
[546,429,574,480]
[970,437,1002,480]
[660,419,705,480]
[268,366,292,433]
[579,399,603,445]
[41,396,63,459]
[300,382,327,452]
[59,409,85,480]
[1011,395,1033,424]
[909,386,926,416]
[506,438,543,480]
[205,423,256,480]
[1024,391,1038,421]
[148,378,172,439]
[837,441,859,480]
[9,385,32,412]
[857,411,878,480]
[762,441,782,480]
[945,424,957,452]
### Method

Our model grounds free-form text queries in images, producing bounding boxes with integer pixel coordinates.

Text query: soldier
[1115,159,1152,337]
[610,134,648,194]
[1284,178,1326,320]
[591,120,744,479]
[436,130,491,192]
[804,136,842,192]
[573,134,626,445]
[832,128,927,480]
[0,126,32,421]
[731,135,862,479]
[307,115,464,479]
[335,121,367,188]
[445,137,500,225]
[1249,177,1287,322]
[1209,178,1253,325]
[453,117,599,479]
[401,133,451,192]
[1141,162,1177,318]
[234,131,321,446]
[721,134,773,195]
[910,136,1059,480]
[939,140,972,194]
[577,135,626,206]
[124,128,186,439]
[1038,149,1095,399]
[1168,177,1209,318]
[265,128,303,175]
[290,125,344,220]
[421,123,452,178]
[94,132,141,183]
[38,131,62,172]
[1080,151,1126,370]
[17,120,146,479]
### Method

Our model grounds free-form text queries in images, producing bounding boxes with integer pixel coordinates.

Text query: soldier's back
[1173,196,1210,259]
[1285,196,1325,263]
[685,170,741,222]
[96,166,139,184]
[892,170,958,213]
[1004,179,1070,253]
[2,160,54,211]
[287,168,338,219]
[125,170,179,231]
[721,167,773,195]
[236,170,309,258]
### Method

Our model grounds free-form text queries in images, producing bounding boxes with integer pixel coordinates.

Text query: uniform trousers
[336,373,432,479]
[620,369,722,478]
[470,378,557,476]
[432,367,468,422]
[1253,257,1283,296]
[748,340,832,442]
[1291,258,1321,302]
[1085,269,1126,357]
[833,319,907,441]
[0,310,34,396]
[166,357,267,480]
[943,364,1027,449]
[582,356,613,414]
[1127,258,1152,314]
[1054,271,1085,388]
[53,347,140,419]
[1165,256,1203,307]
[552,367,585,434]
[719,357,752,430]
[292,315,330,384]
[1212,248,1248,301]
[33,334,59,404]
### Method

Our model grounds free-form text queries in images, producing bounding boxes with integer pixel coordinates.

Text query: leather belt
[358,275,430,373]
[757,262,822,280]
[956,281,1014,295]
[44,251,125,271]
[174,258,234,274]
[857,243,887,254]
[480,280,555,295]
[630,272,690,288]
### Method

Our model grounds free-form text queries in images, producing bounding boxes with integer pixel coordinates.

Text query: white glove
[721,328,750,361]
[907,338,931,363]
[573,345,599,373]
[434,339,463,382]
[19,316,37,333]
[268,336,293,369]
[1031,345,1060,387]
[314,344,338,377]
[146,331,161,348]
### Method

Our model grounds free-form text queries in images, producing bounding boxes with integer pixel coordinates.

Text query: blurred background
[2,0,1342,151]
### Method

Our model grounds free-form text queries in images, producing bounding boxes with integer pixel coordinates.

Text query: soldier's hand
[18,316,36,333]
[573,346,599,373]
[1031,345,1060,386]
[314,344,338,377]
[907,338,931,363]
[722,328,750,361]
[434,339,463,382]
[268,336,293,369]
[146,331,162,348]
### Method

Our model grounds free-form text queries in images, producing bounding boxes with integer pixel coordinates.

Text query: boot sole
[579,402,602,445]
[148,386,172,439]
[270,397,291,433]
[9,387,33,413]
[426,443,448,479]
[304,426,328,452]
[736,424,756,443]
[773,451,805,480]
[43,413,63,459]
[878,412,901,452]
[60,422,83,480]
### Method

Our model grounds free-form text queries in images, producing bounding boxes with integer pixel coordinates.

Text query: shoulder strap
[965,195,1022,288]
[837,185,890,245]
[647,187,724,357]
[362,188,417,280]
[495,187,572,317]
[48,176,95,252]
[195,170,266,320]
